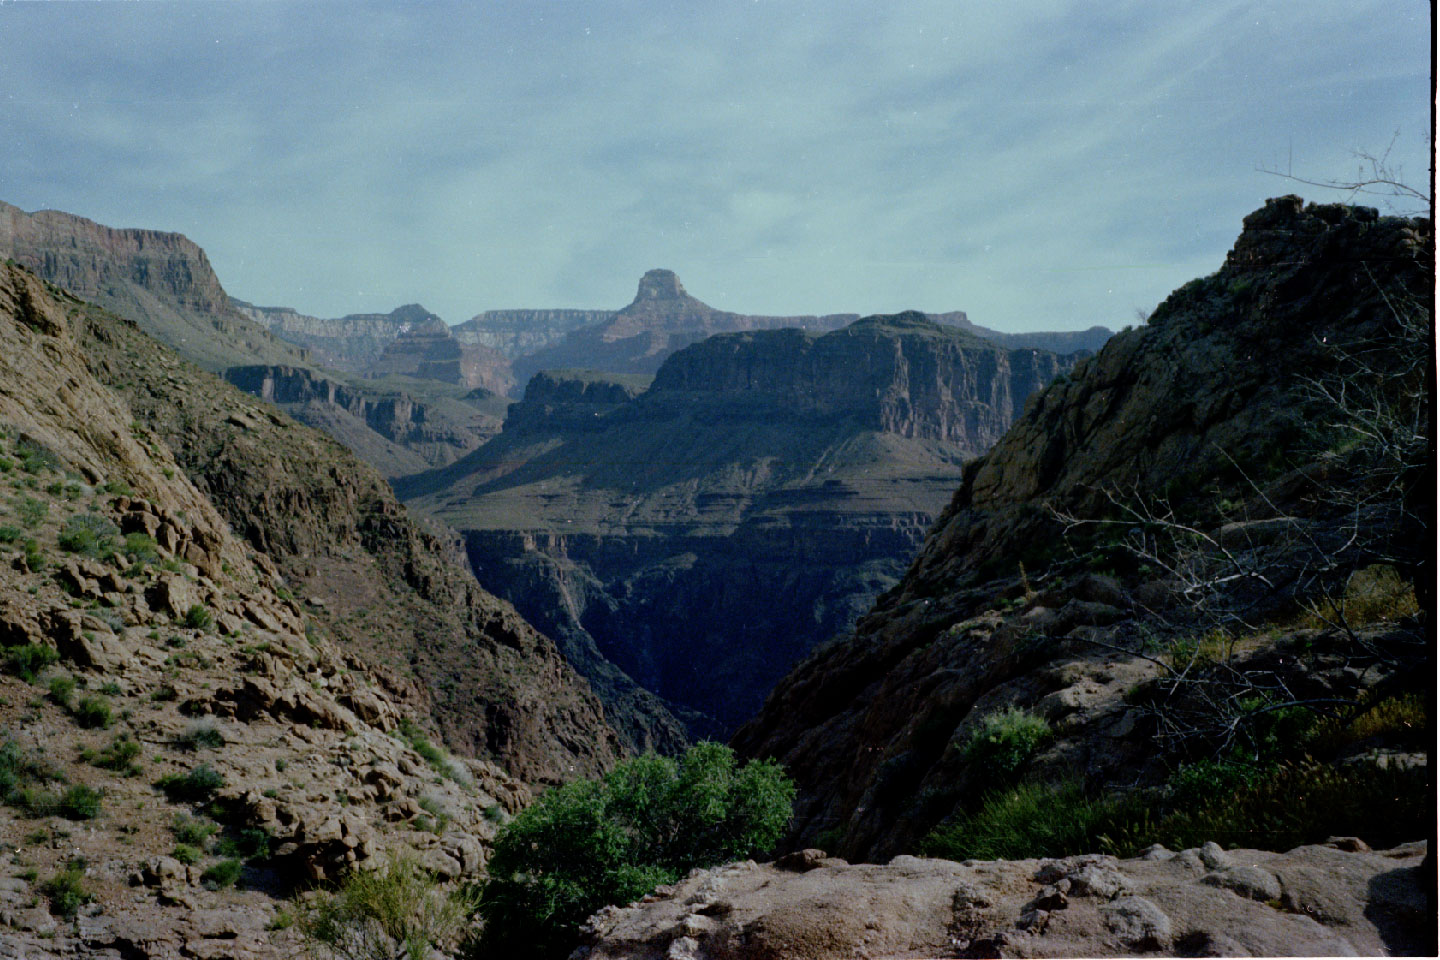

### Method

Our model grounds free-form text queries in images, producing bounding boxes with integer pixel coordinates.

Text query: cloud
[0,1,1428,329]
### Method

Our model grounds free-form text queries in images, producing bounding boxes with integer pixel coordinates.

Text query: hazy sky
[1,2,1430,330]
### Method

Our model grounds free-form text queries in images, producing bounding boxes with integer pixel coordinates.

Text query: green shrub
[47,674,76,708]
[158,763,225,803]
[83,735,142,776]
[921,779,1145,862]
[183,604,213,631]
[121,532,157,563]
[57,513,119,558]
[0,738,63,808]
[21,538,45,572]
[215,826,271,860]
[298,852,477,960]
[59,784,103,820]
[171,813,218,846]
[42,861,94,917]
[16,497,46,528]
[200,858,243,890]
[74,695,113,729]
[5,644,59,683]
[478,741,794,958]
[179,719,225,750]
[0,524,20,543]
[172,843,203,865]
[961,707,1052,778]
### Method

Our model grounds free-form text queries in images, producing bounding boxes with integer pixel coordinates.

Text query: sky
[0,1,1431,331]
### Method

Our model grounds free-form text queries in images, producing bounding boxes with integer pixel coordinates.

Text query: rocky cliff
[401,315,1081,748]
[0,262,621,956]
[733,198,1433,863]
[0,200,308,371]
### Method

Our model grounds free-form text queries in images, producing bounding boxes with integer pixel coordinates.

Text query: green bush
[200,858,243,890]
[183,604,213,631]
[0,524,20,543]
[83,735,142,776]
[123,532,158,564]
[158,763,225,803]
[57,512,119,558]
[179,719,225,750]
[961,706,1052,778]
[5,644,59,683]
[21,538,45,572]
[59,784,103,820]
[172,843,203,865]
[921,779,1145,862]
[47,674,76,708]
[477,741,794,959]
[74,695,114,729]
[42,861,94,917]
[0,738,62,808]
[16,497,46,528]
[171,813,218,846]
[298,851,476,960]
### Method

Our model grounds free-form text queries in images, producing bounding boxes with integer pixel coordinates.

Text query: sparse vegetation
[183,604,213,631]
[297,851,477,960]
[57,512,119,558]
[179,719,225,750]
[171,812,219,846]
[74,694,114,729]
[82,734,143,776]
[477,741,795,958]
[200,858,243,890]
[5,643,59,683]
[961,706,1051,778]
[158,762,225,803]
[41,861,94,917]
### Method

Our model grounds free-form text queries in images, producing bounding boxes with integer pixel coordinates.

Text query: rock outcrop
[401,315,1082,746]
[733,198,1433,860]
[577,840,1433,958]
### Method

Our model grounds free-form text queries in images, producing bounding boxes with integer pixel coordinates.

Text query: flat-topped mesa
[645,311,1079,451]
[633,268,687,301]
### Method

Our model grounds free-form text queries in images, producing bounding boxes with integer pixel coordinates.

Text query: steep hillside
[733,197,1433,862]
[0,262,620,956]
[401,314,1081,746]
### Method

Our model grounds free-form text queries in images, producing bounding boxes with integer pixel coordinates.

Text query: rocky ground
[577,838,1432,958]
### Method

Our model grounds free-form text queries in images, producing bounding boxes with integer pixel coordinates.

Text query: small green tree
[476,741,794,958]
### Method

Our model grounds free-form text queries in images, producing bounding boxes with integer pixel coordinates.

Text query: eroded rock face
[231,298,414,372]
[455,307,618,358]
[577,840,1432,959]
